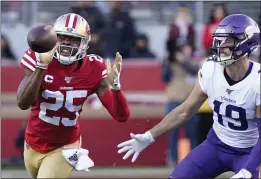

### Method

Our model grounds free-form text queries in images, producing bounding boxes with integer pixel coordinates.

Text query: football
[27,24,57,53]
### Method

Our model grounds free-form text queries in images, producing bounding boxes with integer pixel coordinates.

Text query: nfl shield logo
[226,89,233,95]
[65,76,73,83]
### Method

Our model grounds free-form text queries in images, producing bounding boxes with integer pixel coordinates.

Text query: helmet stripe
[72,15,78,29]
[65,14,71,27]
[68,14,76,28]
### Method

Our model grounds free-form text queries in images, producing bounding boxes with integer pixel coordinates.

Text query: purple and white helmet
[212,14,260,66]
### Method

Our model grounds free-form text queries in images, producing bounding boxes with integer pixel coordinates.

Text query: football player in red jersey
[17,13,130,178]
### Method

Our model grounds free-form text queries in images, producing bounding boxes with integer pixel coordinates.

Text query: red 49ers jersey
[20,49,107,152]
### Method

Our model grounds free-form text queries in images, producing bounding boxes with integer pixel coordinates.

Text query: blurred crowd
[1,1,261,167]
[2,2,260,63]
[70,1,156,59]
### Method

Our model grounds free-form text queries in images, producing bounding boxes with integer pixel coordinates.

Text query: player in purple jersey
[117,14,261,179]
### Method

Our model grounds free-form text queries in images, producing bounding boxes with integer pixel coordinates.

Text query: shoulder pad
[198,56,216,94]
[85,54,107,78]
[206,55,218,62]
[201,56,215,75]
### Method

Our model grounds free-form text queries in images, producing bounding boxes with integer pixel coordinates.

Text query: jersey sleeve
[84,54,108,97]
[87,54,107,79]
[99,57,107,79]
[101,61,108,79]
[20,48,37,71]
[198,56,215,95]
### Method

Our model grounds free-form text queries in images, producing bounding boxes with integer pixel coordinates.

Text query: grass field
[1,166,234,178]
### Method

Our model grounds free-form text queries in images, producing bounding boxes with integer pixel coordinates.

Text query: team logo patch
[69,153,78,162]
[226,89,234,95]
[236,50,242,56]
[65,76,73,83]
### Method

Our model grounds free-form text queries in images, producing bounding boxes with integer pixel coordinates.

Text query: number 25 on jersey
[39,90,88,126]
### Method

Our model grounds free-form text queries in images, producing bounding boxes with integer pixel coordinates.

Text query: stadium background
[1,1,260,178]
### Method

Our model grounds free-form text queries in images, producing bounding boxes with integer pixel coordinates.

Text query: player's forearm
[111,90,130,122]
[150,104,188,139]
[100,89,130,122]
[17,69,45,110]
[149,81,207,139]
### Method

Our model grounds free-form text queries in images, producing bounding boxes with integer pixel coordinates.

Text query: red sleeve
[20,48,37,71]
[87,54,108,79]
[99,89,130,122]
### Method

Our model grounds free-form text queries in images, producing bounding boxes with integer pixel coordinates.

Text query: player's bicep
[17,68,34,97]
[181,80,208,119]
[18,68,33,87]
[256,105,261,118]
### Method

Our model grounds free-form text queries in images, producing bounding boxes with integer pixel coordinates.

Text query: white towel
[62,148,94,172]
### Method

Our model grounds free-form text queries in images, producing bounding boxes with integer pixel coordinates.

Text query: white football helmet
[53,13,91,65]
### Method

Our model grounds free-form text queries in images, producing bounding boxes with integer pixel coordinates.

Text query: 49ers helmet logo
[66,27,73,32]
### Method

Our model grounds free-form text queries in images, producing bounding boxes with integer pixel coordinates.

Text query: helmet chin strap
[55,46,83,65]
[218,53,248,66]
[218,55,235,66]
[54,38,89,65]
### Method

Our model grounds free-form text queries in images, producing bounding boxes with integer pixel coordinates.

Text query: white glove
[230,169,252,179]
[117,131,155,163]
[106,52,122,90]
